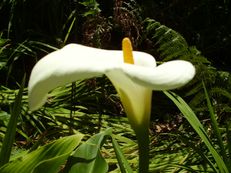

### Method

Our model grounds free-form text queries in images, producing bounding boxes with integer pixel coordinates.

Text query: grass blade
[111,135,133,173]
[202,81,229,167]
[226,123,231,169]
[164,91,228,173]
[0,75,26,166]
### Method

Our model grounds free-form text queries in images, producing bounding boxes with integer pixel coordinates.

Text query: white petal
[121,60,195,90]
[28,44,156,111]
[106,70,152,127]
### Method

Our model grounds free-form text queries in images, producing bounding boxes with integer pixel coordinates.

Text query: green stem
[136,126,149,173]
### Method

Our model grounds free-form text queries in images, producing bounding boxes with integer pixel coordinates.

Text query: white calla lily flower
[28,38,195,130]
[28,38,195,172]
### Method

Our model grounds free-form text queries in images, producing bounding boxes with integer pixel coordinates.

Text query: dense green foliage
[138,0,231,70]
[0,0,231,172]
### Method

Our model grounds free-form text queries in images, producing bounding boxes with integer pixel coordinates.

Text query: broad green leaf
[67,151,108,173]
[0,134,83,173]
[32,153,71,173]
[164,91,229,173]
[64,128,112,173]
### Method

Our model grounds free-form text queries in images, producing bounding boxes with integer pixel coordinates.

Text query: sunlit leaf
[164,91,229,173]
[111,135,133,173]
[0,134,83,173]
[64,128,112,173]
[0,75,25,166]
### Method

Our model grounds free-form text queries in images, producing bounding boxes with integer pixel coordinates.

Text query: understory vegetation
[0,0,231,172]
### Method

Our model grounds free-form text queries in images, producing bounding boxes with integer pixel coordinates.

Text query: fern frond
[143,18,231,119]
[143,18,210,64]
[210,87,231,101]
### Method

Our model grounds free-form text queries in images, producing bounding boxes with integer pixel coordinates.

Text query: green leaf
[226,123,231,169]
[202,82,228,159]
[32,153,71,173]
[111,135,133,173]
[164,91,229,173]
[64,128,112,173]
[0,134,83,173]
[0,75,25,167]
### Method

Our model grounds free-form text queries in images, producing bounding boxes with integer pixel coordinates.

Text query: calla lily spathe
[28,41,195,129]
[28,39,195,173]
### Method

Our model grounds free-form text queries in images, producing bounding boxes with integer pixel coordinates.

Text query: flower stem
[136,126,150,173]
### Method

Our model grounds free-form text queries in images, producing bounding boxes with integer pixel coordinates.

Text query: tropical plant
[0,0,231,172]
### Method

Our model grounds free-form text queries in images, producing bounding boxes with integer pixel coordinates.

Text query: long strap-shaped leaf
[0,75,26,167]
[164,91,229,173]
[111,135,133,173]
[202,81,229,166]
